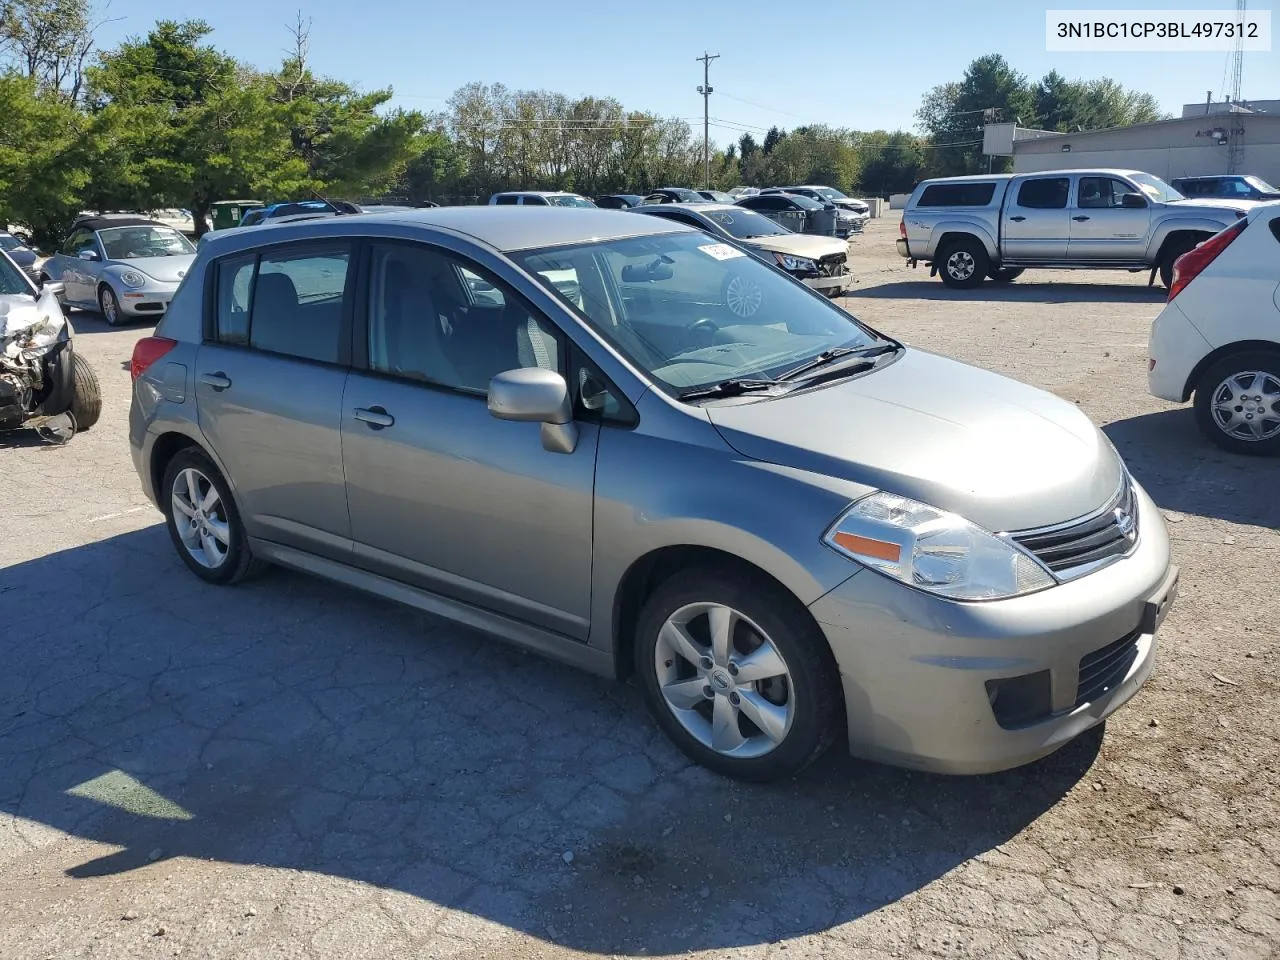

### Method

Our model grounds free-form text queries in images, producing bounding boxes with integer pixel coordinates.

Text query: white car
[1148,201,1280,455]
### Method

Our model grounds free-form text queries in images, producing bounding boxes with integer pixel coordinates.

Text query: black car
[697,190,737,203]
[641,188,709,204]
[1170,175,1280,202]
[594,194,647,209]
[736,192,835,235]
[0,231,39,281]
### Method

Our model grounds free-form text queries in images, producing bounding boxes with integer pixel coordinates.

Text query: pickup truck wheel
[1193,351,1280,456]
[1159,238,1200,289]
[987,267,1024,283]
[938,238,988,289]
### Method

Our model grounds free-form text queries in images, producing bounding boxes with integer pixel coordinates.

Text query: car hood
[0,289,63,339]
[705,349,1123,533]
[742,234,847,259]
[833,199,868,211]
[115,255,195,284]
[1164,197,1257,214]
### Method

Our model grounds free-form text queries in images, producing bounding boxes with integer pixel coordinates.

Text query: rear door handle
[1072,215,1091,222]
[1009,215,1026,222]
[353,406,395,429]
[199,372,231,391]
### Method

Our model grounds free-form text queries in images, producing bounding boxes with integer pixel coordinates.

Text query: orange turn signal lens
[832,532,901,563]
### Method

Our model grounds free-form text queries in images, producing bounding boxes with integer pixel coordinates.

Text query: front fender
[925,219,998,261]
[1146,217,1237,260]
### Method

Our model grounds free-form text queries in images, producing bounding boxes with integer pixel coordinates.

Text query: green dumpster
[210,200,263,231]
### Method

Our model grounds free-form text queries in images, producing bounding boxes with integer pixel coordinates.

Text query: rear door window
[917,182,998,207]
[1015,177,1069,209]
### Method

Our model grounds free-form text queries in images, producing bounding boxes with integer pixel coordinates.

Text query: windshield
[1246,175,1278,193]
[0,251,31,294]
[814,187,848,200]
[0,235,25,252]
[514,231,877,394]
[1130,173,1184,202]
[786,194,826,210]
[705,209,791,239]
[549,195,596,208]
[660,189,705,203]
[98,226,195,259]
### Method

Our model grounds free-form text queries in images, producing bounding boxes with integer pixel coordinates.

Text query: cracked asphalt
[1,218,1277,959]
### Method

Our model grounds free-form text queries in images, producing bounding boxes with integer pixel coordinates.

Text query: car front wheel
[99,285,122,326]
[937,237,989,289]
[161,448,266,583]
[634,566,842,781]
[1193,351,1280,455]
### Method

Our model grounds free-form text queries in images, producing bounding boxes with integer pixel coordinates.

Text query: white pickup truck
[896,169,1254,289]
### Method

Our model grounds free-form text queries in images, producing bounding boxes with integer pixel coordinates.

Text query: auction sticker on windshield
[698,243,745,260]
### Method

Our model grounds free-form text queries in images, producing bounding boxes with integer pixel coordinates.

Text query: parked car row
[125,203,1178,783]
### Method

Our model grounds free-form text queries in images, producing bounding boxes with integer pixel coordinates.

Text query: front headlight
[119,271,146,288]
[773,252,817,272]
[823,491,1055,600]
[17,315,66,354]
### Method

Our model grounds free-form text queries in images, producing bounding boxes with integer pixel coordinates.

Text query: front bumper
[118,286,176,317]
[809,482,1176,774]
[803,274,852,295]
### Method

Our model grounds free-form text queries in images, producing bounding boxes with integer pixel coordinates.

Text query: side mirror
[1120,192,1148,209]
[78,248,100,261]
[41,280,65,297]
[487,368,578,454]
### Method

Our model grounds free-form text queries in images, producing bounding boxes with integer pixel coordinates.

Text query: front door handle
[1009,215,1026,222]
[1072,215,1091,222]
[353,405,395,429]
[200,372,232,391]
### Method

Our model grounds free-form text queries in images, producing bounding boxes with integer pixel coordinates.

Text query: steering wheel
[686,317,719,350]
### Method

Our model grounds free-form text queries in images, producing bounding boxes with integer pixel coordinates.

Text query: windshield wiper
[677,378,785,402]
[778,343,898,382]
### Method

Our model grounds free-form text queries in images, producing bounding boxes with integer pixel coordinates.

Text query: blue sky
[96,0,1279,145]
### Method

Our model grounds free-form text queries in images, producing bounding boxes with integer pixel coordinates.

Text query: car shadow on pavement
[1,526,1100,955]
[853,279,1169,305]
[64,309,156,335]
[1105,409,1280,529]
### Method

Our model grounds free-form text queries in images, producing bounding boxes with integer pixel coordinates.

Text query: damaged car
[1,248,101,441]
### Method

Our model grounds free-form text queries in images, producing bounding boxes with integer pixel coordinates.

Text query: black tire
[69,352,101,430]
[99,285,123,326]
[937,237,989,289]
[1159,237,1201,289]
[161,447,266,584]
[1193,350,1280,456]
[987,267,1024,283]
[634,565,842,782]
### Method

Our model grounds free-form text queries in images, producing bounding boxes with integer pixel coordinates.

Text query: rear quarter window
[916,182,999,207]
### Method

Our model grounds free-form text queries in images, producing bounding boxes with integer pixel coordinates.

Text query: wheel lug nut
[729,692,741,706]
[702,685,714,699]
[699,656,714,670]
[727,662,739,677]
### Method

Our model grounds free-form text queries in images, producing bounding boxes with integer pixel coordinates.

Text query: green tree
[737,132,758,162]
[761,125,785,154]
[1034,70,1164,132]
[0,0,100,100]
[854,131,924,195]
[916,54,1037,176]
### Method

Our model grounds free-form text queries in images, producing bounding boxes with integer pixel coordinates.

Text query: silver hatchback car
[129,208,1178,781]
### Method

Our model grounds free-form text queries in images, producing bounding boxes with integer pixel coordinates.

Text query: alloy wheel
[653,602,795,758]
[946,250,976,281]
[170,467,231,568]
[1210,370,1280,442]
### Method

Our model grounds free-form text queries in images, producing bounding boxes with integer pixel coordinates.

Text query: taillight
[130,336,177,380]
[899,217,907,238]
[1168,219,1248,301]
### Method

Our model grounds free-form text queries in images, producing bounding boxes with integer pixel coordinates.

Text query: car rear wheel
[937,237,988,289]
[634,566,842,781]
[1193,351,1280,456]
[69,352,101,430]
[161,448,266,584]
[98,285,122,326]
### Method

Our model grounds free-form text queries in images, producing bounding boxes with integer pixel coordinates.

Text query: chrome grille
[1010,481,1137,579]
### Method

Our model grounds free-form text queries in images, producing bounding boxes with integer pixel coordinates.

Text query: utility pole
[696,51,720,189]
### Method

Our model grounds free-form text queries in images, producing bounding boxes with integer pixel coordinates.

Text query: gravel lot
[1,216,1277,960]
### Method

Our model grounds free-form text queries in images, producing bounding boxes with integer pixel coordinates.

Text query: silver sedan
[42,216,196,325]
